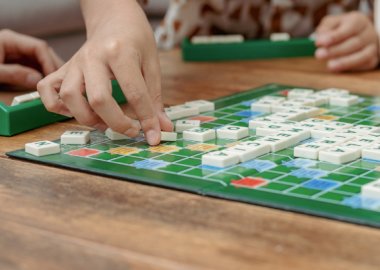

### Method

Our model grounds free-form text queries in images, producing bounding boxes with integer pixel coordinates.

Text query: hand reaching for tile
[0,29,64,88]
[37,0,173,146]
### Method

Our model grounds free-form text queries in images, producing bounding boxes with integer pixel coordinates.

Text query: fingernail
[92,123,108,131]
[26,73,43,88]
[145,129,159,145]
[59,109,73,118]
[328,60,341,70]
[125,127,139,138]
[315,48,328,59]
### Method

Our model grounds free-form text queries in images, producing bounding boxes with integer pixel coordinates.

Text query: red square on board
[68,149,100,157]
[278,89,290,96]
[188,116,216,122]
[231,177,267,188]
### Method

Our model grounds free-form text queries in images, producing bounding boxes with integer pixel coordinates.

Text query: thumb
[0,64,43,88]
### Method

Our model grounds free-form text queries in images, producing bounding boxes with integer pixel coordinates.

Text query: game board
[7,84,380,228]
[182,38,316,62]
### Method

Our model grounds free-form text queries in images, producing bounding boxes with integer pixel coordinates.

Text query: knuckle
[59,88,75,101]
[110,122,129,134]
[88,92,106,109]
[127,88,144,104]
[139,115,156,129]
[44,100,58,113]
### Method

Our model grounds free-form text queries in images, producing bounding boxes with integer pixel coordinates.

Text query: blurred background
[0,0,170,61]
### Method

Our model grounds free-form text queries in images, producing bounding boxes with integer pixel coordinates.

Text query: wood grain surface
[1,49,380,270]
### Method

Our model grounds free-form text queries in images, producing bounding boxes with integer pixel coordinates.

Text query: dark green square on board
[208,172,240,182]
[184,168,213,177]
[91,152,121,161]
[259,183,292,191]
[113,156,143,165]
[336,185,361,194]
[350,178,374,185]
[205,138,234,146]
[348,113,368,120]
[356,121,380,126]
[177,158,202,166]
[159,164,188,173]
[318,192,349,202]
[337,167,369,176]
[271,165,298,174]
[132,151,162,159]
[166,140,195,148]
[289,187,320,196]
[253,171,282,180]
[321,173,352,182]
[201,123,220,129]
[154,154,184,162]
[338,118,358,124]
[351,160,380,169]
[233,105,250,109]
[227,166,258,177]
[309,162,341,171]
[274,149,295,158]
[204,112,227,118]
[277,175,308,184]
[174,149,201,157]
[220,108,240,113]
[128,141,151,149]
[224,115,245,121]
[231,122,249,127]
[363,171,380,179]
[212,119,234,125]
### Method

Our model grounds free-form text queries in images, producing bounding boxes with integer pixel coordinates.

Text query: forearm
[79,0,144,36]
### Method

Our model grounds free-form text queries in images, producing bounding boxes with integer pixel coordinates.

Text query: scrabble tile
[329,95,358,107]
[361,179,380,199]
[304,95,328,106]
[164,107,183,120]
[191,36,210,44]
[217,125,249,140]
[315,139,342,147]
[268,112,298,121]
[362,144,380,161]
[281,109,307,121]
[281,127,311,141]
[183,128,215,142]
[25,141,60,157]
[236,141,271,157]
[11,93,35,106]
[301,118,331,124]
[270,32,290,41]
[260,96,286,102]
[272,102,301,112]
[320,88,349,96]
[294,143,330,159]
[319,147,358,164]
[310,92,332,102]
[249,117,277,129]
[295,123,322,130]
[311,126,342,139]
[170,105,199,117]
[105,128,131,140]
[271,132,300,147]
[161,132,177,141]
[287,88,314,99]
[29,91,41,100]
[61,131,90,144]
[289,99,314,106]
[295,106,320,118]
[251,100,276,113]
[323,133,356,142]
[185,100,215,112]
[273,120,298,126]
[324,122,353,129]
[349,125,380,134]
[224,146,262,162]
[202,151,240,168]
[256,124,290,136]
[255,136,289,152]
[175,120,201,132]
[356,133,380,141]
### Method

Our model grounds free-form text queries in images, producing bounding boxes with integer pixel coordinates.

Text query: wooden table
[1,49,380,270]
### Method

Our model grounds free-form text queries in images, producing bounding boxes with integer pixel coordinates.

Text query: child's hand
[315,11,379,72]
[37,0,173,146]
[0,29,64,88]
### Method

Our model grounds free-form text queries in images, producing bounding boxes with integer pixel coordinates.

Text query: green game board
[7,84,380,228]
